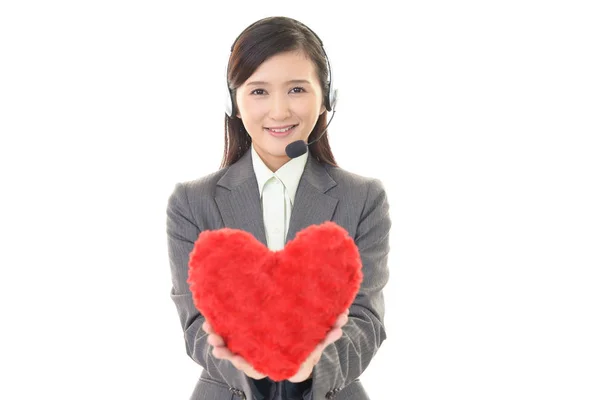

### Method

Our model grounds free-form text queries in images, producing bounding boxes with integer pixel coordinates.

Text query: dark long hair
[220,16,338,169]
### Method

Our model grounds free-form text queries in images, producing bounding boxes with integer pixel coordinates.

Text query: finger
[309,338,331,367]
[212,345,235,360]
[310,325,345,362]
[207,333,225,347]
[229,354,245,370]
[310,344,325,365]
[323,327,343,347]
[333,313,348,329]
[311,352,323,366]
[345,308,350,315]
[311,341,326,358]
[311,327,343,361]
[202,321,215,334]
[234,356,266,379]
[231,354,255,373]
[310,333,331,362]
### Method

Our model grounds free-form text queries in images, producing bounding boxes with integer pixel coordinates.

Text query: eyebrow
[245,79,312,86]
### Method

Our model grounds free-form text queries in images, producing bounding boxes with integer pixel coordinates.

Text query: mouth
[264,124,298,137]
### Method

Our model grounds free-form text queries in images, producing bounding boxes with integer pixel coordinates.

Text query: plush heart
[187,221,363,381]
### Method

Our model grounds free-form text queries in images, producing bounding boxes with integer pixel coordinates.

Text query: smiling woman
[222,16,338,171]
[166,16,391,400]
[235,50,326,171]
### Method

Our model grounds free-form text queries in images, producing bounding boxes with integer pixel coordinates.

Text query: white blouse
[251,144,308,251]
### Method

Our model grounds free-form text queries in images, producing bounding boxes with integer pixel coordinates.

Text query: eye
[290,87,306,93]
[250,89,266,95]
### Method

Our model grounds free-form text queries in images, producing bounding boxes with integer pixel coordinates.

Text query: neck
[254,147,291,172]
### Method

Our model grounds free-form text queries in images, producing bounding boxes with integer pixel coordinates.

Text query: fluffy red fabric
[187,221,363,381]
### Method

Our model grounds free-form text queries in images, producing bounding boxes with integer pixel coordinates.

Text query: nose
[269,93,292,120]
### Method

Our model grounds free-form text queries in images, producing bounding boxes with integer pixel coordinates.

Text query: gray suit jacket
[166,148,391,400]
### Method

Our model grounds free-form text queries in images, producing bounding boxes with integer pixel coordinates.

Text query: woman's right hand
[202,321,268,380]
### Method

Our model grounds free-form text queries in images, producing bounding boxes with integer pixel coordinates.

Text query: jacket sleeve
[307,178,391,399]
[166,182,251,386]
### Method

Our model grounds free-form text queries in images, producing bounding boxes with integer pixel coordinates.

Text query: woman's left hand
[286,309,350,383]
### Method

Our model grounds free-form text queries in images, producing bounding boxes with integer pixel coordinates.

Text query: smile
[264,124,298,136]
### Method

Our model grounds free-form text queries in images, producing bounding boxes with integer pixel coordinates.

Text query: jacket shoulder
[166,168,230,230]
[324,164,387,193]
[175,167,228,197]
[166,167,229,218]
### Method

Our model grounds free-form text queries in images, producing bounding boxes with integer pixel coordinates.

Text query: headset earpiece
[225,81,235,118]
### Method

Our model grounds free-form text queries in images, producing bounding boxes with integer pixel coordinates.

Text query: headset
[224,18,338,118]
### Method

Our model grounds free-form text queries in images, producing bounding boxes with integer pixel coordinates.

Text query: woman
[167,16,391,400]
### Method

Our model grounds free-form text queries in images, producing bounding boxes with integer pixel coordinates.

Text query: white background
[1,1,599,399]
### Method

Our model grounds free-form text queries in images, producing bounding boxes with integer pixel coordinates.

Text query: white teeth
[268,125,295,133]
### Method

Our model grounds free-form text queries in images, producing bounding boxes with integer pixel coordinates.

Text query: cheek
[292,98,320,117]
[239,101,268,122]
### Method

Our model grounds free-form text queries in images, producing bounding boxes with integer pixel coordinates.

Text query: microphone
[285,110,336,159]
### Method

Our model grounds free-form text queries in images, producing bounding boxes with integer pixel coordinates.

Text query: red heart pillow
[187,221,363,381]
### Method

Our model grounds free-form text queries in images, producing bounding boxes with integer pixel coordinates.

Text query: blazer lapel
[286,152,338,244]
[214,149,339,247]
[215,150,268,246]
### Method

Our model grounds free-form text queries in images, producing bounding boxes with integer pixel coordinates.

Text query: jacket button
[228,387,246,399]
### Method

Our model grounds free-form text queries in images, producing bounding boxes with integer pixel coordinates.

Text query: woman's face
[236,50,326,171]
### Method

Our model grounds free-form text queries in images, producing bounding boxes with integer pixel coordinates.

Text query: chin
[265,139,294,153]
[269,148,291,158]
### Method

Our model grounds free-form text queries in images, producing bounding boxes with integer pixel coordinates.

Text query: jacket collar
[215,148,338,246]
